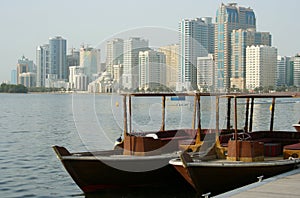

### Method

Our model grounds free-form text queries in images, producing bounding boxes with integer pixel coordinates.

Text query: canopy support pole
[270,97,276,132]
[161,96,166,131]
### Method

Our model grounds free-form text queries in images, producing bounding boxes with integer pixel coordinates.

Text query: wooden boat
[53,146,192,193]
[169,93,300,196]
[53,92,212,193]
[293,123,300,132]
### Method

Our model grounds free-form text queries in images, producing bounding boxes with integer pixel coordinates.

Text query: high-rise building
[106,38,124,77]
[80,45,101,81]
[293,55,300,87]
[197,54,214,91]
[277,56,291,87]
[178,17,215,91]
[287,58,294,87]
[74,73,88,91]
[66,48,80,84]
[122,37,149,90]
[215,3,256,92]
[138,50,166,91]
[67,48,80,67]
[17,55,34,85]
[246,45,277,90]
[49,36,67,80]
[201,17,215,55]
[68,66,85,90]
[36,44,50,87]
[11,69,17,85]
[19,72,36,88]
[113,64,123,86]
[231,29,271,90]
[158,44,179,89]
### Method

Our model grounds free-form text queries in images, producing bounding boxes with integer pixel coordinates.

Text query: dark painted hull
[53,146,192,193]
[293,124,300,132]
[170,158,300,196]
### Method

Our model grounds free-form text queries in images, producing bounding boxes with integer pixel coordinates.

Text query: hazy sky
[0,0,299,83]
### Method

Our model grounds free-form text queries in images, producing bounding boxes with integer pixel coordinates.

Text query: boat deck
[216,165,300,198]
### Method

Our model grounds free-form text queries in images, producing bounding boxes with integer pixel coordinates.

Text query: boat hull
[53,146,192,193]
[170,158,300,196]
[293,124,300,132]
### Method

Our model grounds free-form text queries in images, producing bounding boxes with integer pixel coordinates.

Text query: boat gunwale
[60,152,179,161]
[169,158,300,167]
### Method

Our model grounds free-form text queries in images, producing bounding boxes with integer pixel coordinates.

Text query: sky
[0,0,299,83]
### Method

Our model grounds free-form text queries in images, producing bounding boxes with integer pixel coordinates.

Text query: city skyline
[1,0,300,83]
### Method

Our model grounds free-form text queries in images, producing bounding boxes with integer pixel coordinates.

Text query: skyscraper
[36,44,50,87]
[122,37,149,90]
[49,36,67,80]
[67,48,80,67]
[287,57,295,87]
[11,69,17,85]
[138,50,166,91]
[158,44,179,89]
[277,56,291,87]
[215,3,256,92]
[19,72,36,88]
[106,38,124,77]
[197,54,214,91]
[230,29,271,91]
[178,17,215,91]
[292,55,300,87]
[80,45,101,82]
[246,45,277,91]
[17,55,34,85]
[68,66,85,90]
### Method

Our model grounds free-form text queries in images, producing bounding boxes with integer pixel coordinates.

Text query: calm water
[1,93,300,197]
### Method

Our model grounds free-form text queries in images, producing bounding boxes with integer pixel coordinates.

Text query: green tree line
[0,83,28,93]
[28,87,65,92]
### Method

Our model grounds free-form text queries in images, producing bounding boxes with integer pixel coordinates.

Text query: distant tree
[254,86,263,93]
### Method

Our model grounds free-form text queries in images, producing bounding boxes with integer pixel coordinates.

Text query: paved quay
[215,166,300,198]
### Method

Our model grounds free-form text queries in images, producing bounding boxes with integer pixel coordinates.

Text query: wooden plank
[219,169,300,198]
